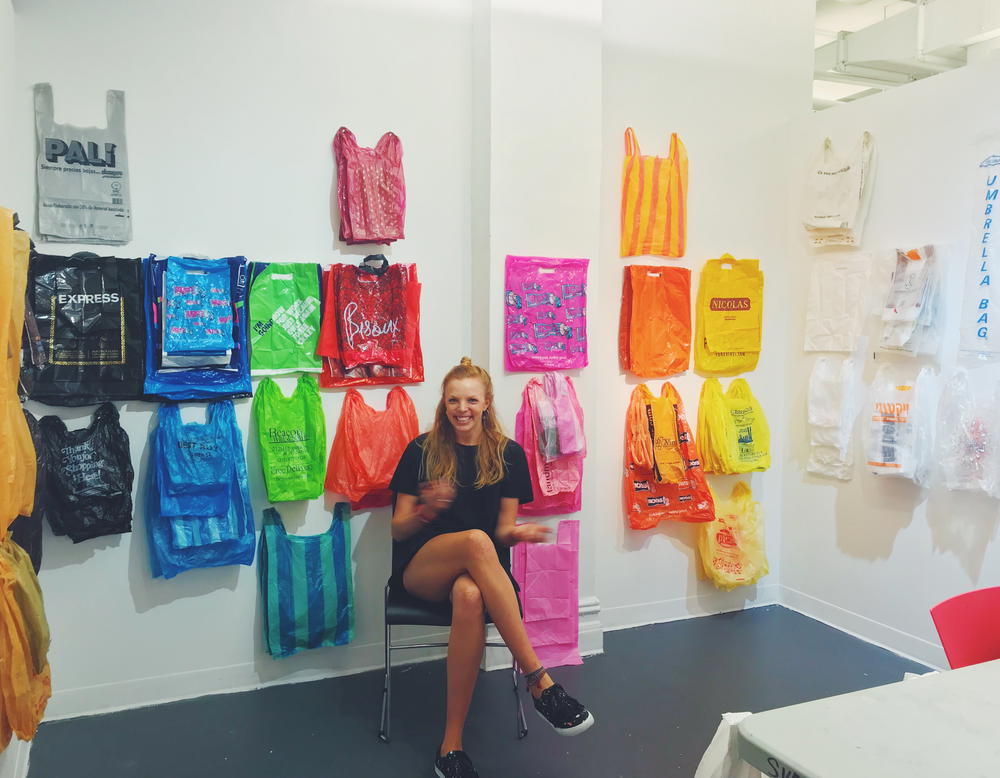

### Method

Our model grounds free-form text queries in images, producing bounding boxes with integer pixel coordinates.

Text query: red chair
[930,586,1000,669]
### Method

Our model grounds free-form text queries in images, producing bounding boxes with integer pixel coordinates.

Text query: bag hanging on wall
[620,128,688,258]
[865,365,937,484]
[252,375,326,502]
[143,255,252,402]
[248,262,322,375]
[803,253,872,353]
[10,411,45,574]
[619,265,690,377]
[324,386,419,509]
[333,127,406,245]
[806,356,857,480]
[162,256,235,355]
[515,374,585,517]
[33,83,132,245]
[699,481,769,592]
[146,401,255,579]
[959,140,1000,359]
[38,403,133,543]
[624,382,715,529]
[0,536,52,748]
[23,253,145,406]
[694,256,763,375]
[878,245,944,357]
[697,378,771,474]
[503,255,589,372]
[511,519,582,668]
[936,369,1000,495]
[259,505,354,658]
[802,132,876,248]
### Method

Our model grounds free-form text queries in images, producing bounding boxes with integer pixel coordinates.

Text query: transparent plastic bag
[879,246,945,357]
[936,369,1000,495]
[866,365,937,485]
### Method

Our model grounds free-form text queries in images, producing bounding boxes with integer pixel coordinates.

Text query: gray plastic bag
[34,83,132,244]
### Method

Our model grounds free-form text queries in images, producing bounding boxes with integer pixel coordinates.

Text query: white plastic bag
[879,245,944,357]
[802,132,876,247]
[694,712,764,778]
[936,368,1000,495]
[803,253,872,352]
[866,365,937,484]
[807,356,857,480]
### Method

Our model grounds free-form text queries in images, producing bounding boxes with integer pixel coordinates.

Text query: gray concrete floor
[27,605,930,777]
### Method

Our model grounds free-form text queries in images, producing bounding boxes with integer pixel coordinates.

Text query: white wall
[12,0,477,718]
[0,0,13,199]
[595,0,814,630]
[779,59,1000,668]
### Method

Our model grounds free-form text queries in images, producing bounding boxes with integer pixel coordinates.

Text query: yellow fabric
[645,386,685,483]
[695,255,763,375]
[620,129,688,258]
[697,377,770,474]
[699,481,769,591]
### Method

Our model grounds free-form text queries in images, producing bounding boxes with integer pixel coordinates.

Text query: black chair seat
[386,584,453,627]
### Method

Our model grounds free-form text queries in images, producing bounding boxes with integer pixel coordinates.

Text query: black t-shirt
[388,434,533,583]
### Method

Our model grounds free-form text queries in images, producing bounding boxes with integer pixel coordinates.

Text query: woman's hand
[418,480,456,520]
[509,522,552,545]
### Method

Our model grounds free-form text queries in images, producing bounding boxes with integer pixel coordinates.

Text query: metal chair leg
[379,622,391,742]
[513,660,527,739]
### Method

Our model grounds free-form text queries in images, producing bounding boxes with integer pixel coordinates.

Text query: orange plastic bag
[623,382,715,529]
[324,386,419,508]
[619,265,691,377]
[620,129,688,258]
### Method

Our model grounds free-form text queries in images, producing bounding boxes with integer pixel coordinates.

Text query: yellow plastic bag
[697,378,770,474]
[695,255,763,375]
[699,481,768,591]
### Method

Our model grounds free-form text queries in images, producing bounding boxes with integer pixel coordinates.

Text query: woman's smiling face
[444,376,489,440]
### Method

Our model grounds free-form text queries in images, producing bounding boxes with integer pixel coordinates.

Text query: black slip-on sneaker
[434,749,480,778]
[532,683,595,736]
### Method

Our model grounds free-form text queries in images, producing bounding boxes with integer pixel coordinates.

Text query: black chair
[378,581,528,742]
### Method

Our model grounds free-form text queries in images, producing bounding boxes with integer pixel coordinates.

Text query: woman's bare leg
[440,574,485,756]
[403,530,553,697]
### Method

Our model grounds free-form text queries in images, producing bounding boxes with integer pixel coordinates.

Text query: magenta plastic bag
[333,127,406,245]
[504,255,588,372]
[512,520,581,668]
[515,375,584,517]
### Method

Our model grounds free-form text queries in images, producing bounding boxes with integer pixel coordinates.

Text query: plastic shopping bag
[252,375,326,501]
[879,245,944,357]
[619,265,690,377]
[504,255,589,371]
[936,369,1000,495]
[259,505,354,658]
[162,256,234,355]
[249,262,322,375]
[865,365,937,484]
[620,128,688,258]
[802,132,876,248]
[624,382,715,529]
[698,378,770,474]
[803,253,872,352]
[695,256,763,375]
[333,127,405,245]
[33,83,131,244]
[325,387,419,508]
[806,356,857,480]
[699,481,768,592]
[694,712,763,778]
[511,520,581,668]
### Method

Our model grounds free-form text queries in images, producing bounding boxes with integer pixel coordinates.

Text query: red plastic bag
[333,127,405,245]
[317,261,423,388]
[623,382,714,529]
[619,265,691,377]
[324,387,419,508]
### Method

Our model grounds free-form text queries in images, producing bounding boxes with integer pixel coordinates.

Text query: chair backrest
[930,586,1000,669]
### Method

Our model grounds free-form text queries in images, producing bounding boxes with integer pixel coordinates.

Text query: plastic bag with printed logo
[699,481,768,592]
[162,256,235,355]
[878,245,944,357]
[865,365,937,484]
[249,262,322,375]
[698,378,770,474]
[694,256,763,375]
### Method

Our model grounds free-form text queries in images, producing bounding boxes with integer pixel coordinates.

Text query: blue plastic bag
[163,256,235,355]
[146,401,255,578]
[143,255,252,402]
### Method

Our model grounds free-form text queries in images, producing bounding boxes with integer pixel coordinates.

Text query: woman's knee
[458,529,496,564]
[451,576,485,619]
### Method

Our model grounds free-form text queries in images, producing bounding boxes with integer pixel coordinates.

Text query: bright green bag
[249,262,322,375]
[252,375,326,501]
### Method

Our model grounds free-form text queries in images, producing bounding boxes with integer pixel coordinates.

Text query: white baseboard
[779,585,945,669]
[599,584,780,633]
[0,739,31,778]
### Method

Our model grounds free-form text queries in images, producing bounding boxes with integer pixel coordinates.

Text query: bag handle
[105,90,126,134]
[33,83,55,133]
[624,127,640,157]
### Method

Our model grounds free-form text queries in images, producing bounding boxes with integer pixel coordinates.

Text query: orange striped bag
[620,129,688,258]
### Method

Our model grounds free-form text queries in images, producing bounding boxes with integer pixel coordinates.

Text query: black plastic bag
[9,410,45,573]
[23,253,145,406]
[39,402,134,543]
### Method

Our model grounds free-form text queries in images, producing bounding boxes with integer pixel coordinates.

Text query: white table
[737,659,1000,777]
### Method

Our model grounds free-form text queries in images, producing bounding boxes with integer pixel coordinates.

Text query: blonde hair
[422,357,507,488]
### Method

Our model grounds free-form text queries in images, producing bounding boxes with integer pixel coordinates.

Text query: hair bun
[459,356,473,367]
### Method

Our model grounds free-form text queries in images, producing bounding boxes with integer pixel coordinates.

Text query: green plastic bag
[252,375,326,501]
[249,262,322,375]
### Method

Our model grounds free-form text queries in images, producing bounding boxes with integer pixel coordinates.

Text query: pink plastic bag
[504,255,588,372]
[512,520,582,668]
[333,127,406,245]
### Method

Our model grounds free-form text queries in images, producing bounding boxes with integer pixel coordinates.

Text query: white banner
[960,145,1000,359]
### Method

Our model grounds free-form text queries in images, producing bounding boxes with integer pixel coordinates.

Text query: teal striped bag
[259,504,354,658]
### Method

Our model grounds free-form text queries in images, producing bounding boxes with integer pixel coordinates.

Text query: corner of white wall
[0,740,32,778]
